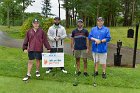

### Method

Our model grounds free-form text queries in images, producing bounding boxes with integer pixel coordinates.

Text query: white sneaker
[62,69,67,73]
[23,75,31,81]
[46,69,51,74]
[36,71,40,77]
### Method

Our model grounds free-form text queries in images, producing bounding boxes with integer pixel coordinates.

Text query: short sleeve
[85,30,89,37]
[71,30,75,37]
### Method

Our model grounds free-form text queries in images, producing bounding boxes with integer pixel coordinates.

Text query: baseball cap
[54,17,61,20]
[77,19,83,23]
[32,18,39,23]
[97,17,104,21]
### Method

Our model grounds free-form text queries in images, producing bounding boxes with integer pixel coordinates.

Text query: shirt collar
[97,25,104,30]
[76,28,84,31]
[53,24,61,29]
[32,28,40,32]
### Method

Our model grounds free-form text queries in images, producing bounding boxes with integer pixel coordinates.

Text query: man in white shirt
[46,17,67,74]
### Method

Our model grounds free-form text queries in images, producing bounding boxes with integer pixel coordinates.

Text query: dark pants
[28,51,42,60]
[48,48,65,70]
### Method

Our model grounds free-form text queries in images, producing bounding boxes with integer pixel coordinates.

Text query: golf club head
[73,83,78,86]
[73,79,78,86]
[24,80,29,84]
[93,82,96,87]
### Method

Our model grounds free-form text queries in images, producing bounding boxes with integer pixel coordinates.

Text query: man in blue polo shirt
[71,19,89,76]
[88,17,111,79]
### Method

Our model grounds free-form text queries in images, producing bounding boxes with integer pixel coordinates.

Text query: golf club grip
[56,29,58,47]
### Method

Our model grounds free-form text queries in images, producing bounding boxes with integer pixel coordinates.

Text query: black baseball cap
[77,19,83,23]
[32,18,39,23]
[54,17,61,20]
[97,17,104,21]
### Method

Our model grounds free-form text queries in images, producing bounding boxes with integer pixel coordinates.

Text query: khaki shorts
[74,50,87,58]
[92,53,107,64]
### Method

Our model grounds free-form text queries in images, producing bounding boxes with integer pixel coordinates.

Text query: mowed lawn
[0,46,140,93]
[1,76,140,93]
[0,26,22,39]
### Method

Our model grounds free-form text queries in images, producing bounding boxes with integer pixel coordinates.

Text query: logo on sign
[44,59,48,65]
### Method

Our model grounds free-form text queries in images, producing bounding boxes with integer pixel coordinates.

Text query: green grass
[1,76,140,93]
[109,27,140,49]
[0,25,22,39]
[0,46,140,93]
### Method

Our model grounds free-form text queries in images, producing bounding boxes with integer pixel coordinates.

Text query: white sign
[42,53,64,67]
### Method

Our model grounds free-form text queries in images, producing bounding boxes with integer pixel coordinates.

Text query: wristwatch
[101,40,103,43]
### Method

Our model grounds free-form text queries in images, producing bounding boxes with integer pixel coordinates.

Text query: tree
[41,0,52,17]
[62,0,96,27]
[135,0,140,22]
[0,0,23,26]
[3,0,11,28]
[10,1,22,26]
[76,0,95,26]
[0,0,17,27]
[62,0,70,28]
[121,0,139,26]
[16,0,35,23]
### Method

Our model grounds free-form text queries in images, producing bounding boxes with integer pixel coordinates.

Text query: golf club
[72,51,78,86]
[25,80,29,83]
[93,44,97,87]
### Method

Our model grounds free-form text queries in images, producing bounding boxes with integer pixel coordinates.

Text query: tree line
[61,0,140,28]
[0,0,140,28]
[0,0,49,27]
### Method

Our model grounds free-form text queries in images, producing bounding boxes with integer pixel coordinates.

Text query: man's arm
[71,38,74,51]
[101,29,111,43]
[71,31,75,51]
[22,31,29,52]
[86,37,89,53]
[43,31,51,51]
[60,27,67,39]
[85,31,89,53]
[88,28,97,41]
[47,27,56,41]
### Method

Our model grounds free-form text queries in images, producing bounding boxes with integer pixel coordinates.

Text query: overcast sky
[25,0,65,19]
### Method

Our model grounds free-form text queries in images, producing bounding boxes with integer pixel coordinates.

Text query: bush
[41,18,54,33]
[21,17,54,37]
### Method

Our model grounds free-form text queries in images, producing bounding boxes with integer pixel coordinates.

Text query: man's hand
[95,39,101,44]
[91,37,95,41]
[24,50,28,53]
[91,38,101,44]
[47,50,51,53]
[101,39,106,43]
[54,36,60,41]
[71,48,74,56]
[71,48,74,52]
[86,49,89,53]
